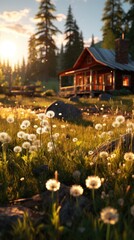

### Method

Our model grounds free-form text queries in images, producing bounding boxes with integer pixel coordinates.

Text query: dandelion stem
[106,224,110,240]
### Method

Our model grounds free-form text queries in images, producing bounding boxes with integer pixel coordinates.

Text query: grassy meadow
[0,94,133,240]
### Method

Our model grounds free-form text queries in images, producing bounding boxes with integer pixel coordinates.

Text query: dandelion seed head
[46,179,60,191]
[115,115,125,124]
[6,116,14,123]
[85,176,101,189]
[99,151,109,158]
[124,152,134,162]
[100,207,119,224]
[21,120,30,128]
[22,141,31,149]
[46,110,55,118]
[95,123,103,131]
[13,146,22,153]
[70,184,83,197]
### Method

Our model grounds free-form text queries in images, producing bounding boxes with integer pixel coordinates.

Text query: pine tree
[63,5,84,70]
[27,34,39,82]
[34,0,60,79]
[124,0,134,58]
[101,0,125,49]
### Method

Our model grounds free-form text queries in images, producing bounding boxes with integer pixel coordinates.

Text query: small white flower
[22,141,31,149]
[72,137,78,142]
[0,132,11,143]
[46,110,55,118]
[115,115,125,124]
[28,134,37,142]
[95,123,103,130]
[17,131,25,139]
[100,207,119,224]
[36,127,45,134]
[6,116,14,123]
[21,120,30,128]
[85,176,101,189]
[124,152,134,162]
[46,179,60,191]
[37,113,46,120]
[99,151,109,158]
[70,185,83,197]
[13,146,22,153]
[112,121,120,128]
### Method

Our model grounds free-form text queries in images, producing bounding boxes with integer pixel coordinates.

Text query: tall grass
[0,95,133,239]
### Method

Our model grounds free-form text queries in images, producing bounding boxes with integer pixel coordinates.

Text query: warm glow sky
[0,0,130,66]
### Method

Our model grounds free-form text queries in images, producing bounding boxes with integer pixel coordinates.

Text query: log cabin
[59,37,134,97]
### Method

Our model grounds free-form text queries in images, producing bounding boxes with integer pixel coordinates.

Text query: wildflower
[23,133,29,140]
[99,151,109,159]
[21,120,30,128]
[36,127,45,134]
[28,134,37,142]
[110,153,116,159]
[95,123,103,130]
[37,113,46,120]
[115,115,125,124]
[40,119,49,127]
[72,137,78,142]
[130,205,134,216]
[100,207,119,224]
[124,152,134,162]
[22,141,31,149]
[112,121,120,128]
[13,146,22,153]
[6,116,14,123]
[17,131,25,139]
[88,150,94,156]
[46,110,55,118]
[0,132,11,143]
[46,179,60,192]
[85,176,101,189]
[20,177,25,181]
[70,184,84,197]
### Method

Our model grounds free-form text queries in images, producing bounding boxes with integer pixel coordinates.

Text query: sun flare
[0,40,17,64]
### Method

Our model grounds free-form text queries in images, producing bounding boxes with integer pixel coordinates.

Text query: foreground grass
[0,95,133,239]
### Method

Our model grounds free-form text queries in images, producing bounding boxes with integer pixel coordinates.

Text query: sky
[0,0,130,66]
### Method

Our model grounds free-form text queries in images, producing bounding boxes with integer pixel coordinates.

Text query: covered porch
[59,67,115,97]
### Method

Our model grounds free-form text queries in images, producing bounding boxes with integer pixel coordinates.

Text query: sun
[0,40,17,65]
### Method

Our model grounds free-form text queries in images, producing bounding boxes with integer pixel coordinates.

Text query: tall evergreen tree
[34,0,60,79]
[27,34,39,82]
[124,0,134,58]
[101,0,125,49]
[63,5,84,70]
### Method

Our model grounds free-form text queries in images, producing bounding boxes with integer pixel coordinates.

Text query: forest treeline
[0,0,134,88]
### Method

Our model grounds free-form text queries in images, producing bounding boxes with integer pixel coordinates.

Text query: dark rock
[99,93,112,101]
[46,100,82,121]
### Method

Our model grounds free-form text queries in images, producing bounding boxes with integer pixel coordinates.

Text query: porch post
[113,70,115,90]
[89,70,93,92]
[59,75,61,93]
[74,74,77,95]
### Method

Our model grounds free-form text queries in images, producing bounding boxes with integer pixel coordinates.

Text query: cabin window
[105,73,112,86]
[122,75,130,86]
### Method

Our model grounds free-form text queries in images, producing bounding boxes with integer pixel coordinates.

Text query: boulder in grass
[99,93,112,101]
[46,100,82,122]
